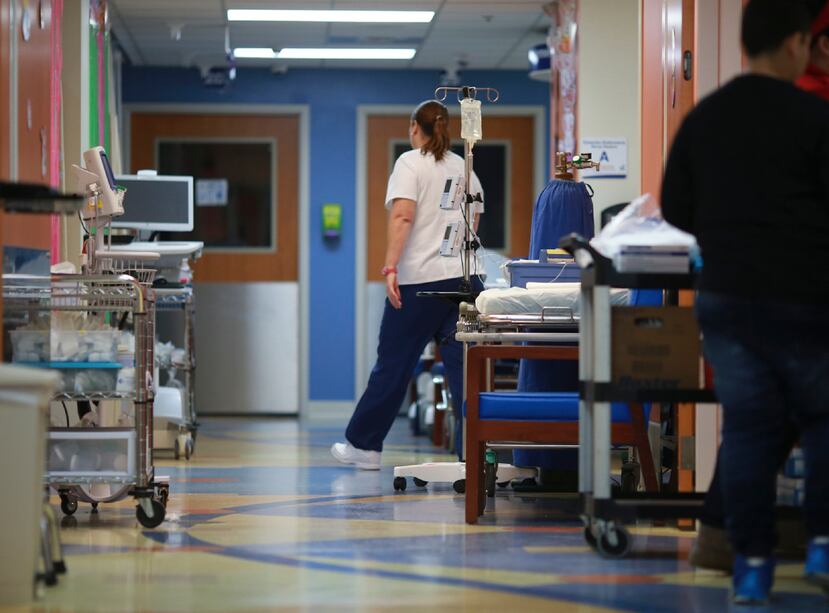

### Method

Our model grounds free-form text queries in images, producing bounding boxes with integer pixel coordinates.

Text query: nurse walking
[331,100,483,470]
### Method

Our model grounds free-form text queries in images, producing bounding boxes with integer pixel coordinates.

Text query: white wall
[577,0,642,227]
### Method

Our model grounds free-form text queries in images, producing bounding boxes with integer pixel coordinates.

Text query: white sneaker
[330,442,381,470]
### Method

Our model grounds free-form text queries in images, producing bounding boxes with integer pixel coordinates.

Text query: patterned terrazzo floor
[14,416,828,612]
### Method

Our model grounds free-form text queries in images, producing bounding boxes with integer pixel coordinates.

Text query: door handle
[683,51,693,81]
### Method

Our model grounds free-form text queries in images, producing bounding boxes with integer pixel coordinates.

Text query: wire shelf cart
[154,287,197,459]
[3,274,169,528]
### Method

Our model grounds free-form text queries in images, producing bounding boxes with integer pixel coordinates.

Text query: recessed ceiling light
[227,9,434,24]
[233,48,417,61]
[233,47,277,59]
[276,48,417,60]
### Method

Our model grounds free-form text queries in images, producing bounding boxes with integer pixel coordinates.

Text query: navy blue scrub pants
[696,291,829,557]
[346,277,481,456]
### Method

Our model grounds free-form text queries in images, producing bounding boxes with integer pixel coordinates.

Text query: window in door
[155,139,276,250]
[390,141,509,251]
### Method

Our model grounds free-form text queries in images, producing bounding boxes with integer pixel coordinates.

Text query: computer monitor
[111,174,194,232]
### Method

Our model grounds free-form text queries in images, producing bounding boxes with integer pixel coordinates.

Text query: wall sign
[196,178,229,207]
[578,137,628,178]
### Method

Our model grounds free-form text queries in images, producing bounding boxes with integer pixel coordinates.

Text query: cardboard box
[612,306,700,389]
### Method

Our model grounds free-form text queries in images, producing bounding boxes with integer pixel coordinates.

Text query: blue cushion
[474,392,632,423]
[630,289,663,307]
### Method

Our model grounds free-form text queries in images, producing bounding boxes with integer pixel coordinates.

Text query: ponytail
[412,100,451,161]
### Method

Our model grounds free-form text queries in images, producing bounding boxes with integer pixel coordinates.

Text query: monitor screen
[111,175,194,232]
[99,151,116,190]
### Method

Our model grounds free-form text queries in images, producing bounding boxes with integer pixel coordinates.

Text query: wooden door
[642,0,698,500]
[664,0,696,151]
[665,0,697,500]
[0,0,9,357]
[0,0,9,182]
[130,112,301,415]
[2,0,52,252]
[365,114,536,282]
[130,113,300,283]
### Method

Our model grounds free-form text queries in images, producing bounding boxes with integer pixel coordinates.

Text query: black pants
[701,425,798,529]
[345,277,481,457]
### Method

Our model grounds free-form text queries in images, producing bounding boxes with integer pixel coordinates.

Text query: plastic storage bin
[47,428,136,479]
[51,329,119,362]
[16,362,121,394]
[57,365,119,394]
[9,329,49,362]
[506,259,581,287]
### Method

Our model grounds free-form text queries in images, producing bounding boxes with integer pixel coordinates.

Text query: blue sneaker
[732,555,775,606]
[805,539,829,591]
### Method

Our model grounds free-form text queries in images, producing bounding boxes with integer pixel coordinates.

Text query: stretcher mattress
[474,283,630,316]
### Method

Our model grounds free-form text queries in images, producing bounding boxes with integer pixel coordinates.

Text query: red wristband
[381,266,397,276]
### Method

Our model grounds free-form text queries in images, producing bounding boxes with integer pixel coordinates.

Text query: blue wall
[122,66,550,403]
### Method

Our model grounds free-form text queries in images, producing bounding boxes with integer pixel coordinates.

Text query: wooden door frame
[123,103,311,414]
[355,104,547,397]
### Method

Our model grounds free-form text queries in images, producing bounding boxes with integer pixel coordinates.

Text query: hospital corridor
[1,0,829,611]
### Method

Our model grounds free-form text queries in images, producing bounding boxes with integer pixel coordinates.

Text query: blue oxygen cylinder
[513,179,594,471]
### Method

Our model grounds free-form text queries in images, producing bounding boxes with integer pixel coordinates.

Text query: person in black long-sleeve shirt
[661,0,829,605]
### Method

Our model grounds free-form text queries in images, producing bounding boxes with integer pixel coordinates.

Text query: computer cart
[561,235,716,558]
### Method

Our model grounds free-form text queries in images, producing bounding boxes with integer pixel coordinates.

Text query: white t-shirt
[385,149,484,286]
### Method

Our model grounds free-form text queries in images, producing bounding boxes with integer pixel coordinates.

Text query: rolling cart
[154,287,197,460]
[561,235,716,558]
[110,241,202,459]
[3,274,170,528]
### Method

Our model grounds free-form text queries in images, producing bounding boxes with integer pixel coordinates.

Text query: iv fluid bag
[461,98,482,144]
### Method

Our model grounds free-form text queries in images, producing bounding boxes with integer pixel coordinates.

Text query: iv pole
[392,85,537,495]
[434,85,499,295]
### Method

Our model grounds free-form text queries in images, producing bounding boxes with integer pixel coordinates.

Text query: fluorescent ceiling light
[233,47,277,59]
[276,48,416,60]
[227,9,434,24]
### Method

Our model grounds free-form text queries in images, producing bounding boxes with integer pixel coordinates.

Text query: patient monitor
[71,146,125,220]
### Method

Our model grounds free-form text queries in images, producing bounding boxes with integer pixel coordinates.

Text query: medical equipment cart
[562,235,715,558]
[3,274,170,528]
[110,241,202,460]
[153,287,196,459]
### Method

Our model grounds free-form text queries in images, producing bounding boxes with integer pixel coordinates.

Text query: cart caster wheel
[413,478,428,488]
[90,502,99,514]
[158,487,169,508]
[59,496,77,517]
[39,571,58,587]
[453,479,466,494]
[596,526,631,559]
[136,499,166,528]
[53,560,67,575]
[393,477,407,492]
[584,525,598,550]
[173,438,181,460]
[497,481,510,489]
